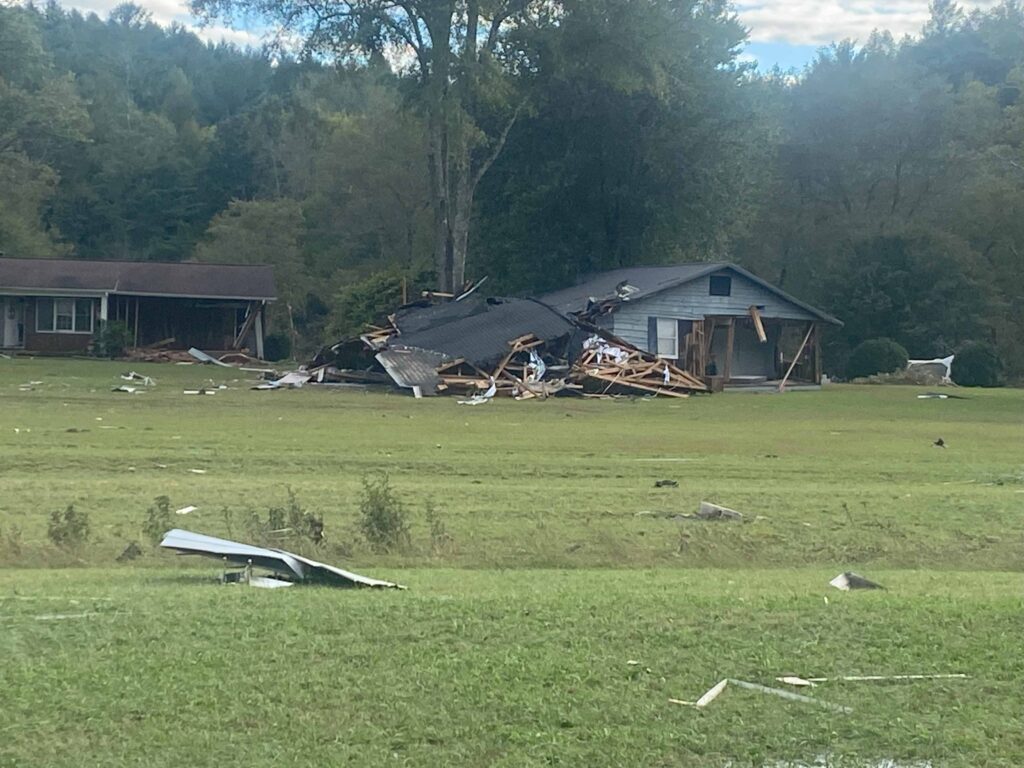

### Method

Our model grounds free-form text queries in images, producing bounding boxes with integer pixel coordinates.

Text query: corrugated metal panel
[376,347,445,391]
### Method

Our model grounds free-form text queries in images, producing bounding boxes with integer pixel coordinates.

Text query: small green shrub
[142,495,173,546]
[92,320,133,358]
[47,504,90,549]
[425,500,454,556]
[263,332,291,362]
[244,488,323,547]
[2,524,23,556]
[951,342,1003,387]
[359,474,411,553]
[846,338,909,380]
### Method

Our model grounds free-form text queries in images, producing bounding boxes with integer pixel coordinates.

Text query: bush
[359,474,410,553]
[92,320,133,358]
[47,504,90,549]
[951,342,1003,387]
[263,332,291,362]
[846,338,909,380]
[244,488,323,547]
[142,495,173,547]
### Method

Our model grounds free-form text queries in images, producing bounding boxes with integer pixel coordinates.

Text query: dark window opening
[709,275,732,297]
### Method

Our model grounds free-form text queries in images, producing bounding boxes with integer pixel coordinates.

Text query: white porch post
[254,302,265,359]
[99,293,109,322]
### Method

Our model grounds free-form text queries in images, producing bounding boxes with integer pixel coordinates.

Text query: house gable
[610,268,820,349]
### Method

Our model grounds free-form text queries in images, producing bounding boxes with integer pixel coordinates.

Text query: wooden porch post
[723,317,735,383]
[814,324,822,384]
[133,297,140,348]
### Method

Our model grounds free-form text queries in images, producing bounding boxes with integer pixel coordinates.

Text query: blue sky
[60,0,1002,70]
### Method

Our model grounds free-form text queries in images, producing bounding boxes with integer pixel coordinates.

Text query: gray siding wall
[612,271,817,352]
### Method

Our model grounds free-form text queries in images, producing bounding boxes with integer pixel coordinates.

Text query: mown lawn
[1,357,1023,766]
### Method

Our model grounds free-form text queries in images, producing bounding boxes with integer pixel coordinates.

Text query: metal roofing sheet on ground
[160,529,403,588]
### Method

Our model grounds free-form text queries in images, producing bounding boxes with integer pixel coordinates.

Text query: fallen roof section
[160,529,405,589]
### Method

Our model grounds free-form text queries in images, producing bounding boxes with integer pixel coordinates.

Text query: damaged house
[541,263,842,389]
[319,293,707,398]
[0,257,275,357]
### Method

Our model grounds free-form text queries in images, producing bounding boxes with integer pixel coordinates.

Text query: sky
[55,0,1004,70]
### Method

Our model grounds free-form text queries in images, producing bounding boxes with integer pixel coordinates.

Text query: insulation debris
[160,529,405,589]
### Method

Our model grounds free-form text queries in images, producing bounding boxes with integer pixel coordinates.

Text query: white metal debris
[829,572,884,591]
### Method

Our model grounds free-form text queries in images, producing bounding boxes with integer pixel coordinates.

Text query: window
[656,318,678,358]
[36,298,55,332]
[709,274,732,296]
[36,298,93,333]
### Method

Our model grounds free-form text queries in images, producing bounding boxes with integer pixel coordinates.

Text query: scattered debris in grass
[175,505,197,516]
[777,674,968,686]
[673,678,852,713]
[829,572,884,591]
[654,479,679,488]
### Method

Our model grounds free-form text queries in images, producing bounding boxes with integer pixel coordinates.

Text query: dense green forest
[1,0,1022,375]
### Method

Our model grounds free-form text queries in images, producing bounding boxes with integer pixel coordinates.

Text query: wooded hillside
[1,1,1022,374]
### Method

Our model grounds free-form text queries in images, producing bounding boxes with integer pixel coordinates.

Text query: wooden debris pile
[435,333,579,400]
[572,335,706,398]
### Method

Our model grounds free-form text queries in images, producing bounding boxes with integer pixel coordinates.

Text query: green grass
[1,358,1023,766]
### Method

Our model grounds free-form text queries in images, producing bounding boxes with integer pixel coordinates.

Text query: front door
[1,298,25,348]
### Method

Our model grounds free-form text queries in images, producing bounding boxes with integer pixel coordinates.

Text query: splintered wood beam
[749,306,767,343]
[778,323,815,392]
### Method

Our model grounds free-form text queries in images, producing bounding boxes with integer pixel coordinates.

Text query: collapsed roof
[388,296,577,368]
[317,293,707,399]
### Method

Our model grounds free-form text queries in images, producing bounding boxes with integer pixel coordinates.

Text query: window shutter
[647,317,657,353]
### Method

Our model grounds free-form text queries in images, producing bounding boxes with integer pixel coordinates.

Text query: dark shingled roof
[396,297,575,368]
[0,257,276,301]
[540,262,840,325]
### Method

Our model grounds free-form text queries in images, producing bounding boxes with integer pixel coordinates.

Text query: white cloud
[734,0,1003,46]
[32,0,1012,52]
[53,0,263,47]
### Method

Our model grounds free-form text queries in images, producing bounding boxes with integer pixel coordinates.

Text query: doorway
[1,298,25,348]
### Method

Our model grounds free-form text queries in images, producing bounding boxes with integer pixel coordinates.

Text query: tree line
[1,0,1022,375]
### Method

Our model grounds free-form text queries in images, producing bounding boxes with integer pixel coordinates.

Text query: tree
[0,5,88,256]
[188,0,555,292]
[194,198,306,342]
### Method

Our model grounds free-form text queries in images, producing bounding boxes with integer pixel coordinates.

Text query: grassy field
[1,357,1023,767]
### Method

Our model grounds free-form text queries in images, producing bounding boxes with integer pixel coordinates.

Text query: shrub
[244,488,323,547]
[951,342,1003,387]
[846,338,909,380]
[359,474,411,553]
[142,495,173,547]
[92,320,133,358]
[425,499,454,556]
[263,332,291,362]
[47,504,90,549]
